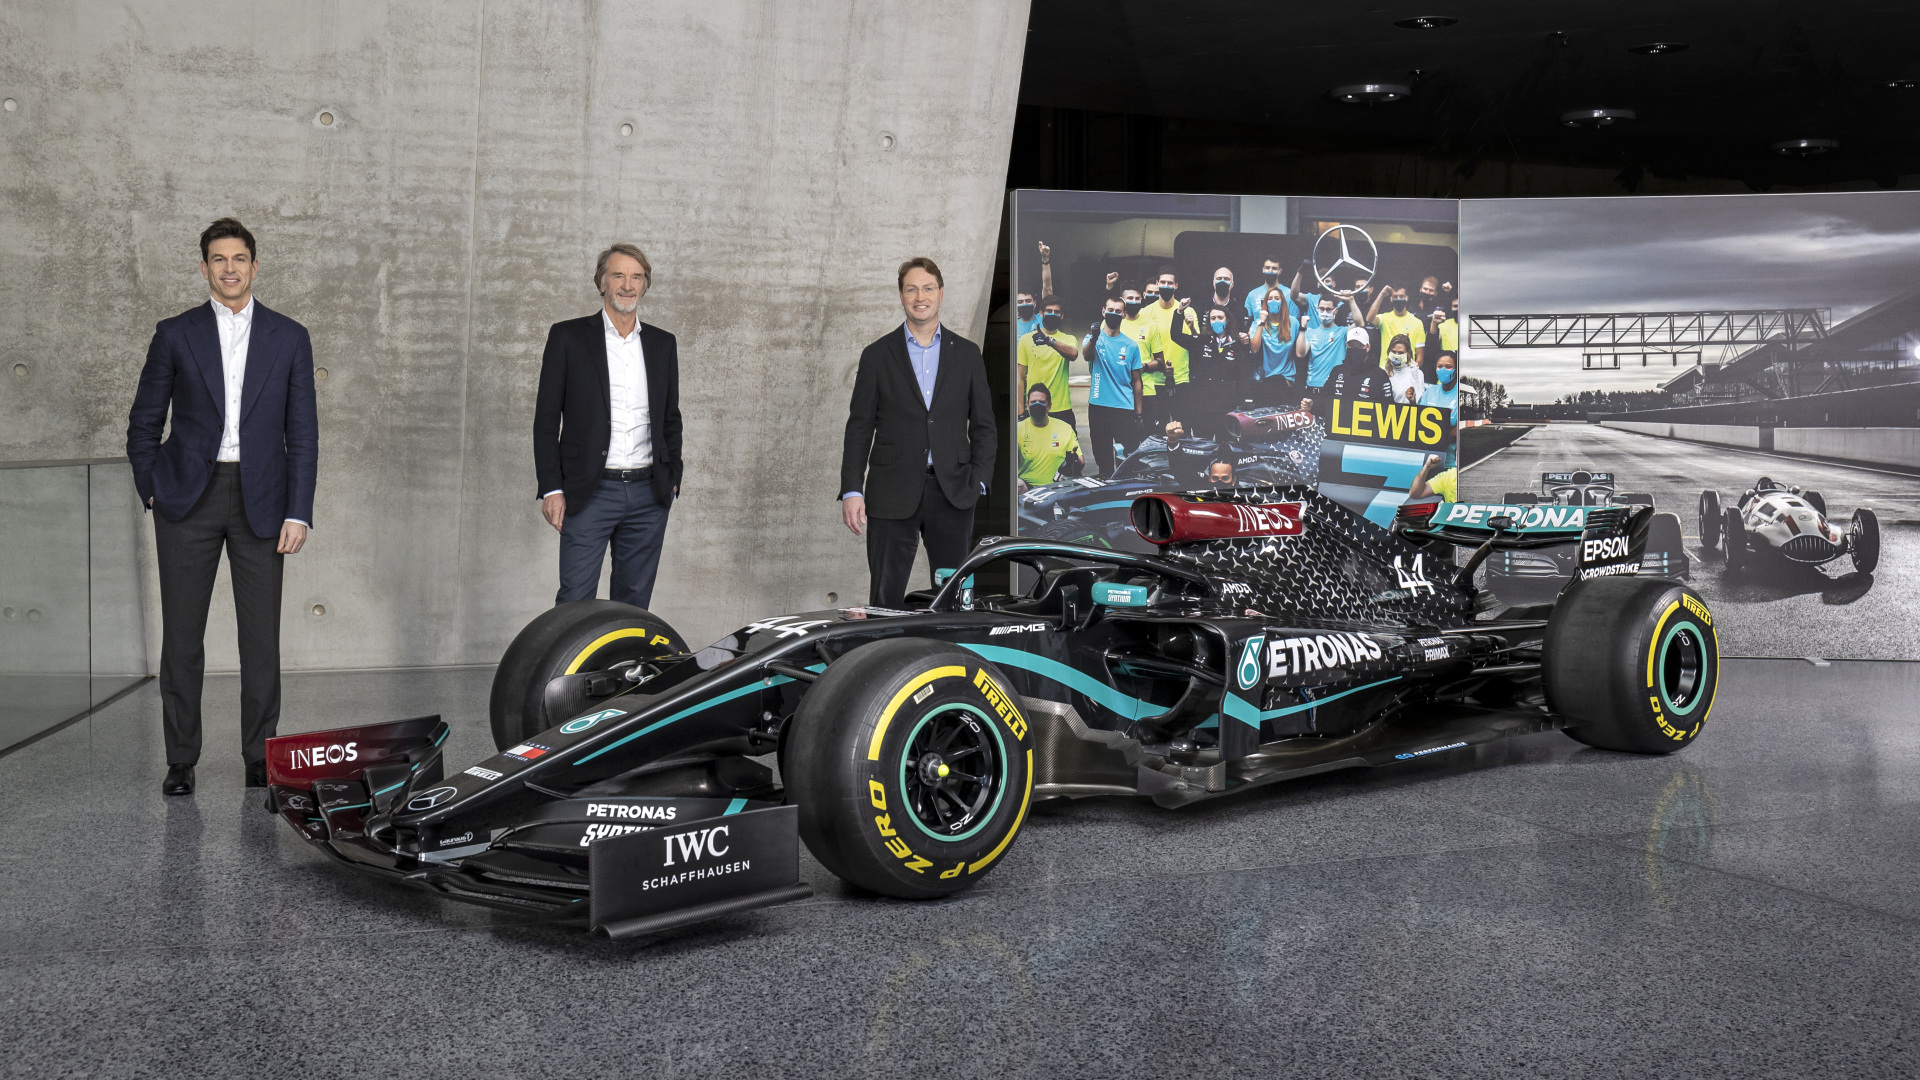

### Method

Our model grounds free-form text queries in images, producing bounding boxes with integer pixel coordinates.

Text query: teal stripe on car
[960,643,1161,719]
[572,664,824,765]
[1220,677,1401,727]
[724,798,748,815]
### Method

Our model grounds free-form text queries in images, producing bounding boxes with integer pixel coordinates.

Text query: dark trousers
[1088,405,1137,478]
[153,463,283,766]
[867,471,974,608]
[558,475,671,609]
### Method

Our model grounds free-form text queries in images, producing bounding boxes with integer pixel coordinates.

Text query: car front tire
[786,638,1034,899]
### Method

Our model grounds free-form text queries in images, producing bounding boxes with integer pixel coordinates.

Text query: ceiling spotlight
[1886,79,1919,90]
[1393,15,1457,30]
[1628,42,1688,55]
[1333,83,1411,104]
[1772,137,1839,156]
[1561,108,1636,128]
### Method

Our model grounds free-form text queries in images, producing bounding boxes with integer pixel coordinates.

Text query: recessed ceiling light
[1393,15,1456,30]
[1561,108,1636,128]
[1886,79,1919,89]
[1772,137,1839,156]
[1629,42,1688,55]
[1333,83,1411,104]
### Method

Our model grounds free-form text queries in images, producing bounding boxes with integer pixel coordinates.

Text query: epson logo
[1267,632,1383,677]
[661,824,730,866]
[1583,536,1631,563]
[586,803,677,821]
[287,742,358,770]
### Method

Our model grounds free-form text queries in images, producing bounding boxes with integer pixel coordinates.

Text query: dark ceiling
[1017,1,1920,191]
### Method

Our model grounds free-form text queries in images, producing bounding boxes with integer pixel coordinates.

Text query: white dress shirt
[211,296,253,462]
[209,296,308,528]
[603,311,653,469]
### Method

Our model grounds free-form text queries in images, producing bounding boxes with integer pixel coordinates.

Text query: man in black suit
[126,218,317,796]
[840,257,997,607]
[534,243,683,610]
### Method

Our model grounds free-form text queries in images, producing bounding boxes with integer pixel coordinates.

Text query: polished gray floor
[2,660,1917,1079]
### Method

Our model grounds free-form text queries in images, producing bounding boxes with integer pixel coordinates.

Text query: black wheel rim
[899,704,1006,841]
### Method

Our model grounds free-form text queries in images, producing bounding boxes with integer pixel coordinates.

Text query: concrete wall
[0,0,1031,671]
[1773,427,1920,470]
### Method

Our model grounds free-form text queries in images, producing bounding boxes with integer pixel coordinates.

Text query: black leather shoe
[162,764,195,796]
[245,761,267,788]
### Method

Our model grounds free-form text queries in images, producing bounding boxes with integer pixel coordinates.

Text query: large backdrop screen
[1009,188,1920,660]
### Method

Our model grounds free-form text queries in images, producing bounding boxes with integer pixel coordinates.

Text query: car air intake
[1780,535,1835,563]
[1131,492,1304,545]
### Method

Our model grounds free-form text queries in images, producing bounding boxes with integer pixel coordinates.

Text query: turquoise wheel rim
[1658,620,1707,717]
[896,702,1008,842]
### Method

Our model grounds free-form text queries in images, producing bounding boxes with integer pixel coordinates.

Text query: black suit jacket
[533,313,683,513]
[840,324,997,520]
[125,300,318,538]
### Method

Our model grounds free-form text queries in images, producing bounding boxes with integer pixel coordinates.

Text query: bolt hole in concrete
[2,98,15,112]
[879,132,895,150]
[10,363,25,377]
[315,367,328,381]
[2,607,12,618]
[619,122,633,137]
[826,591,838,604]
[26,610,41,622]
[317,110,334,126]
[311,604,326,617]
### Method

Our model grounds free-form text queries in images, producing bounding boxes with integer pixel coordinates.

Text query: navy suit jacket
[125,300,318,539]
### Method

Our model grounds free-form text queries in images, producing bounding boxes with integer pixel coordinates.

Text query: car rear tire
[1721,506,1746,570]
[1850,508,1880,574]
[786,638,1034,899]
[1803,489,1827,516]
[1545,577,1718,754]
[488,600,687,750]
[1501,492,1538,504]
[1698,490,1722,551]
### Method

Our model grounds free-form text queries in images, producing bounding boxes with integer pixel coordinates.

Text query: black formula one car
[1488,470,1690,599]
[265,487,1718,938]
[1020,407,1323,550]
[1699,476,1879,574]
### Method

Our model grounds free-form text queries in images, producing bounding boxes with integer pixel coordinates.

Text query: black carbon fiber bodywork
[269,485,1643,924]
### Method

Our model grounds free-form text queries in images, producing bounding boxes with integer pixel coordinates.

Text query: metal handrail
[0,456,130,470]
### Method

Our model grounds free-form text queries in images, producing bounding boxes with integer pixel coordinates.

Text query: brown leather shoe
[162,764,195,796]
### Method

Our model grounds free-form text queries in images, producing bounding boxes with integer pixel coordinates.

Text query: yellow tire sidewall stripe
[1647,600,1680,689]
[969,749,1033,875]
[565,627,672,675]
[866,665,969,761]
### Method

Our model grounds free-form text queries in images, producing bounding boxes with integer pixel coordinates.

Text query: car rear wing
[1395,501,1654,586]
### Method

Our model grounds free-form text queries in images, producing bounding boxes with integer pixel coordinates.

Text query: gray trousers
[558,476,671,609]
[153,463,283,766]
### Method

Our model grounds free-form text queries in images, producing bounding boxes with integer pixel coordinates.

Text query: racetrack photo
[1464,422,1920,659]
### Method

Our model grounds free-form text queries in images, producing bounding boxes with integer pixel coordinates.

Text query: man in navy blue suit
[126,218,318,796]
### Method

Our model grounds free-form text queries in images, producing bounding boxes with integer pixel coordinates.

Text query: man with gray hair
[533,243,683,610]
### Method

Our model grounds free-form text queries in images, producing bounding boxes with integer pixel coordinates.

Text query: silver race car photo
[1698,477,1879,573]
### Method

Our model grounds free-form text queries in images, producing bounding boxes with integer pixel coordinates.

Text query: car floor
[1,659,1917,1079]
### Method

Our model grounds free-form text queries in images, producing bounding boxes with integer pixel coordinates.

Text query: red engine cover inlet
[1131,493,1304,545]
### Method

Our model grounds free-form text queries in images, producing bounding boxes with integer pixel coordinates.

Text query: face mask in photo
[1266,299,1283,315]
[1388,350,1411,369]
[1104,311,1124,329]
[1210,318,1227,335]
[1123,300,1142,317]
[1017,301,1035,319]
[1028,401,1049,422]
[1041,311,1062,331]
